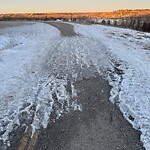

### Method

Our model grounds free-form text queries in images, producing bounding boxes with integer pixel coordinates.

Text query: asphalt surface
[45,22,77,36]
[1,22,145,150]
[35,76,144,150]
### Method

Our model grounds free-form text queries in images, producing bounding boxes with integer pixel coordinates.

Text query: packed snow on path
[0,22,81,145]
[72,23,150,150]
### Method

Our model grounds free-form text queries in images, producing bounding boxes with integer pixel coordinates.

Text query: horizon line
[0,9,150,15]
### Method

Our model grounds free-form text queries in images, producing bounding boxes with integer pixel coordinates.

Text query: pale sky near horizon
[0,0,150,13]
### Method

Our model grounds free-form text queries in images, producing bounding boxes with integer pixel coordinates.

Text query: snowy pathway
[0,21,149,150]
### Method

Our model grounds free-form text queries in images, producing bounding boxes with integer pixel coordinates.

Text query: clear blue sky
[0,0,150,13]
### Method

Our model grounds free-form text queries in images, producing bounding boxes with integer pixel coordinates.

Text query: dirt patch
[108,32,116,35]
[123,33,132,37]
[143,46,150,50]
[141,35,150,39]
[120,35,127,39]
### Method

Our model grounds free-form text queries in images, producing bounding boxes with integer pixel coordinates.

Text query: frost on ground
[0,21,150,150]
[0,22,82,145]
[73,23,150,150]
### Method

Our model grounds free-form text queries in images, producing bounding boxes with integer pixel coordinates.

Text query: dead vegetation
[0,9,150,32]
[0,9,150,21]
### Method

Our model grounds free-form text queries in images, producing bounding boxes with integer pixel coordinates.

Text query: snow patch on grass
[0,22,61,144]
[73,23,150,150]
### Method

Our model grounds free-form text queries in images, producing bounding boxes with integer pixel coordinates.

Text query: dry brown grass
[0,9,150,20]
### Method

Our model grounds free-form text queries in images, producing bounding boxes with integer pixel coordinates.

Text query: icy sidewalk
[73,23,150,150]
